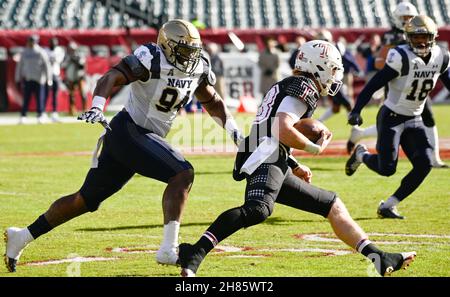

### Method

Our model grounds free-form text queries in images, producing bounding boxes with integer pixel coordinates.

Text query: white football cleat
[4,227,34,272]
[156,246,179,266]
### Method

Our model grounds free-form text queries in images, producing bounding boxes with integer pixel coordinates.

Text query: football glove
[78,107,111,130]
[348,112,363,126]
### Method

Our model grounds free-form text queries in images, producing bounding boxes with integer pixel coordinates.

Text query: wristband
[304,141,321,154]
[92,95,106,111]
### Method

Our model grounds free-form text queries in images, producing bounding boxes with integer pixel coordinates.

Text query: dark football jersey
[382,27,407,47]
[250,75,320,149]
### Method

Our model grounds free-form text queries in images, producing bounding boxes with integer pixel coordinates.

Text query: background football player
[4,19,243,272]
[346,15,450,219]
[347,2,447,168]
[178,40,416,277]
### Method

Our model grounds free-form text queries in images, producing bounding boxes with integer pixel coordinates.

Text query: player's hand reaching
[78,107,111,130]
[293,164,312,183]
[348,112,363,126]
[232,130,244,147]
[315,130,332,154]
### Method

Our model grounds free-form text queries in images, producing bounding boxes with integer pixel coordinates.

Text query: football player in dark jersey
[178,40,416,277]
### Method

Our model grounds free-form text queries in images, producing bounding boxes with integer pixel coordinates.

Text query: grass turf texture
[0,105,449,277]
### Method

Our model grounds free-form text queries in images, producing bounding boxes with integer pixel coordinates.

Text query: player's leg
[179,161,288,276]
[318,97,336,122]
[346,124,377,154]
[422,101,447,167]
[109,113,196,265]
[4,138,134,272]
[276,171,416,276]
[378,122,433,219]
[346,106,401,177]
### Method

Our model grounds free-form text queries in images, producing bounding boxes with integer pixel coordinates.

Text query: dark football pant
[204,152,337,244]
[362,105,432,201]
[80,110,193,211]
[421,100,435,127]
[332,89,352,111]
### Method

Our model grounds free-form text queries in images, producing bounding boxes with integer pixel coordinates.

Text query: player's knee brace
[240,200,273,228]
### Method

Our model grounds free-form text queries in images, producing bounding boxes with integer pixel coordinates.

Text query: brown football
[293,118,329,143]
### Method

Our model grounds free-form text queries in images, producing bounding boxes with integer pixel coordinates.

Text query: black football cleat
[377,201,405,219]
[372,251,417,276]
[346,140,356,155]
[179,243,205,277]
[345,144,367,176]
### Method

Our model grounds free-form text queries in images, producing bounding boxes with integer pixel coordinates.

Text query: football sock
[195,206,245,254]
[318,107,334,122]
[362,125,377,138]
[161,220,180,248]
[27,214,53,239]
[356,147,369,162]
[356,239,384,258]
[383,196,400,209]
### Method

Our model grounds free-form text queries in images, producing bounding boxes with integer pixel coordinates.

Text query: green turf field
[0,105,449,277]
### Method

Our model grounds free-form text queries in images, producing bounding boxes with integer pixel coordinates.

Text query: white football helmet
[294,40,344,96]
[392,2,418,30]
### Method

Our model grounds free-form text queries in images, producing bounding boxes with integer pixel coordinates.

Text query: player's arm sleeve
[276,96,308,122]
[439,69,450,91]
[352,49,401,114]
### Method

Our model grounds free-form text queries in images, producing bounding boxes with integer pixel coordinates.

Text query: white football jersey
[384,44,450,116]
[125,43,211,137]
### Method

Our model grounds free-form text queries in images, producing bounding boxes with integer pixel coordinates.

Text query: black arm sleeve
[352,65,399,114]
[439,70,450,91]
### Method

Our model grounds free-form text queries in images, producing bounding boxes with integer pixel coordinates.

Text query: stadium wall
[1,27,449,113]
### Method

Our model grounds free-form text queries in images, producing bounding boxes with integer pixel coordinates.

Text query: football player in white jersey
[178,40,416,277]
[4,19,243,272]
[346,16,450,219]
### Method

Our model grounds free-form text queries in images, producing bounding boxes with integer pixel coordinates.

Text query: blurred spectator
[62,41,87,115]
[276,35,289,53]
[44,37,65,122]
[319,37,364,122]
[15,35,53,124]
[288,36,306,69]
[124,26,138,54]
[190,16,206,30]
[258,37,280,95]
[206,43,225,99]
[357,34,381,82]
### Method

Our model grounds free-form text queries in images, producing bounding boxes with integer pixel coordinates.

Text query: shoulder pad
[285,76,320,111]
[386,47,407,76]
[123,55,148,79]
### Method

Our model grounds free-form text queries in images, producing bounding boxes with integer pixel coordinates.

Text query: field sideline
[0,105,449,277]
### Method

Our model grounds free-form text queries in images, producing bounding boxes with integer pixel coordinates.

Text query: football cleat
[431,161,449,168]
[156,245,179,266]
[377,201,405,219]
[375,251,417,276]
[4,227,33,272]
[179,243,205,277]
[345,144,367,176]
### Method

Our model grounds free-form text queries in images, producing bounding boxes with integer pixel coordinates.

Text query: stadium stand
[0,0,448,29]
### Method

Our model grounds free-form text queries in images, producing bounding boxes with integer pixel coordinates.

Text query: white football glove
[78,107,111,130]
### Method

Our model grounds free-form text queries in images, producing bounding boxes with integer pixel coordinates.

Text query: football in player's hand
[294,118,330,143]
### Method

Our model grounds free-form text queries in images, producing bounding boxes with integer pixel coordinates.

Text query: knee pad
[240,200,273,228]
